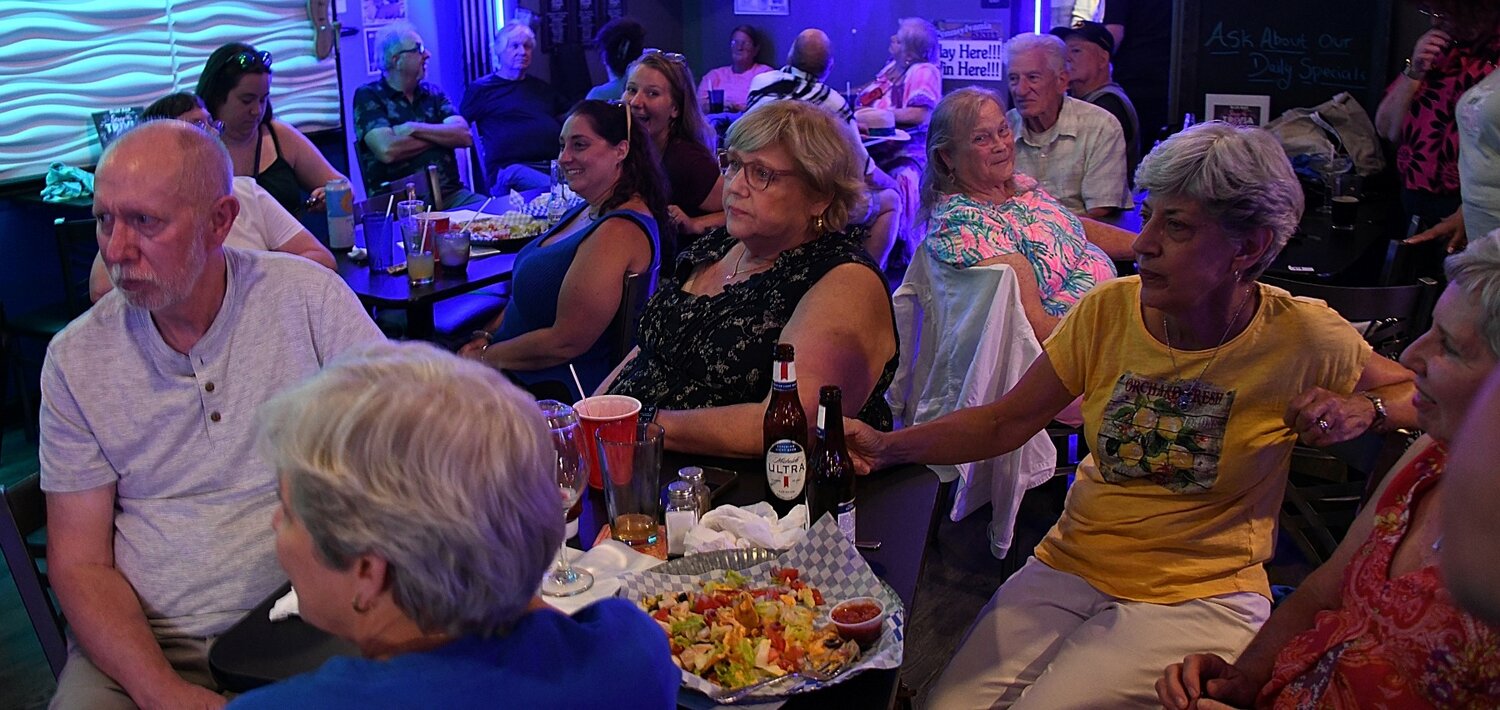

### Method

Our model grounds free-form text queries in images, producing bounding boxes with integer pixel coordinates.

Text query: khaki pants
[50,635,220,710]
[928,557,1269,710]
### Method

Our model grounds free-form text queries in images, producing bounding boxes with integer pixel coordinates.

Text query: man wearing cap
[1053,21,1141,181]
[1005,32,1131,218]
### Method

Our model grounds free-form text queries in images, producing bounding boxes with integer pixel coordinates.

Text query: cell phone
[697,466,739,502]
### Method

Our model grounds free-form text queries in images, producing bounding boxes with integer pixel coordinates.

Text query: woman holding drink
[847,123,1417,708]
[460,100,668,396]
[228,341,678,708]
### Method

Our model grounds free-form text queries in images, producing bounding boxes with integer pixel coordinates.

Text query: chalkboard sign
[1170,0,1394,125]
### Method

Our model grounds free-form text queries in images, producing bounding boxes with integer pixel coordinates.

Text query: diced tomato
[652,609,670,622]
[774,568,799,583]
[784,645,805,666]
[811,589,824,605]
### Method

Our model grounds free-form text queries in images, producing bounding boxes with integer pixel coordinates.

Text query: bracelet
[639,403,659,426]
[1403,58,1426,81]
[470,329,493,342]
[1361,392,1388,431]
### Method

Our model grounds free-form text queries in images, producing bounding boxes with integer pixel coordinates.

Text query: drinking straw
[384,195,395,218]
[568,364,587,405]
[463,197,494,231]
[419,217,431,253]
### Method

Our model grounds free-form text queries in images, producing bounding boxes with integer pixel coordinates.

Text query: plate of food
[618,518,904,702]
[464,213,549,252]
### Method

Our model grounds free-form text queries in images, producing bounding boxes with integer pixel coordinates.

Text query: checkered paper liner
[616,517,905,699]
[520,192,584,218]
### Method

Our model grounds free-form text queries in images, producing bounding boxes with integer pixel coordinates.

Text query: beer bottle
[764,343,808,519]
[807,385,855,542]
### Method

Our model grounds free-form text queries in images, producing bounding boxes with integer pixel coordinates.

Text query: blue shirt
[459,74,570,189]
[228,599,678,709]
[494,204,659,394]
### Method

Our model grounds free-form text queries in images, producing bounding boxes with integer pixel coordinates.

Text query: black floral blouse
[608,227,897,430]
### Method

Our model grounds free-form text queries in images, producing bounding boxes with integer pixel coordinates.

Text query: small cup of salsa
[830,596,886,649]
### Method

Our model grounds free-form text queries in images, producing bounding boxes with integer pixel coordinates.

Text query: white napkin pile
[543,540,663,615]
[269,588,300,621]
[682,503,809,555]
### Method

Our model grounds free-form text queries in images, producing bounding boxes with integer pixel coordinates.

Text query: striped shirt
[747,65,872,175]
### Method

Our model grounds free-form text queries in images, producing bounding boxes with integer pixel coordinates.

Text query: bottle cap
[677,466,705,483]
[666,481,695,501]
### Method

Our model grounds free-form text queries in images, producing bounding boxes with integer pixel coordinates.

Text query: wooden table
[337,246,516,340]
[208,458,942,709]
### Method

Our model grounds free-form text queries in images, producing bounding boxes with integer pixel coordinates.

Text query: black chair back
[0,472,66,677]
[1260,275,1440,358]
[53,218,99,318]
[356,164,443,218]
[607,271,650,365]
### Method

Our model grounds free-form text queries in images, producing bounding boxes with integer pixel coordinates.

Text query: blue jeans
[490,164,550,194]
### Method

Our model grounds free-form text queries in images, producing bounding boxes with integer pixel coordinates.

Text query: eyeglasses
[230,50,273,70]
[719,153,797,191]
[641,48,687,65]
[394,43,426,58]
[729,40,754,49]
[188,118,224,134]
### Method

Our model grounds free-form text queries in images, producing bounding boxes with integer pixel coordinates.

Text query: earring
[813,214,826,233]
[351,595,371,614]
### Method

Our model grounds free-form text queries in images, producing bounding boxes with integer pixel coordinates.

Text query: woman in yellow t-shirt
[848,122,1419,709]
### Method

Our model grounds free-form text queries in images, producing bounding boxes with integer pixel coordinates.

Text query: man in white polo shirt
[41,120,383,708]
[1006,32,1132,218]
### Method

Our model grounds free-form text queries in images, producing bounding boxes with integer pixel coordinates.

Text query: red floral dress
[1258,441,1500,708]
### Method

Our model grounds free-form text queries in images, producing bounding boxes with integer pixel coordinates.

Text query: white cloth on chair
[887,251,1057,558]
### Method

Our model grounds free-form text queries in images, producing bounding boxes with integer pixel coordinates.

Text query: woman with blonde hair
[603,100,897,457]
[922,87,1114,338]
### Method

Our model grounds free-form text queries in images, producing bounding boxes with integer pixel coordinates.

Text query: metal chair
[1260,274,1440,359]
[0,472,67,678]
[1280,431,1413,565]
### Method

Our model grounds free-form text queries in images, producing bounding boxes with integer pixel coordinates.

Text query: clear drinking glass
[539,400,594,597]
[1311,153,1353,215]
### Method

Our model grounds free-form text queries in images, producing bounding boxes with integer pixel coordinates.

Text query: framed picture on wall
[734,0,788,16]
[1204,94,1271,127]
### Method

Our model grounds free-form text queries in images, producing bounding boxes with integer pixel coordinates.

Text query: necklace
[725,246,773,282]
[1162,286,1254,409]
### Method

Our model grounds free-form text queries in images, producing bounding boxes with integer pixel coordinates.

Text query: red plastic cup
[575,395,641,489]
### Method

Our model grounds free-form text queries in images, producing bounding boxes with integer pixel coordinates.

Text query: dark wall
[681,2,1024,98]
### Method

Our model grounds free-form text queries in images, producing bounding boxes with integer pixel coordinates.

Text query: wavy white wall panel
[0,0,341,183]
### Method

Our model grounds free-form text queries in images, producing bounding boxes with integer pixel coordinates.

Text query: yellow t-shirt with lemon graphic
[1038,277,1370,603]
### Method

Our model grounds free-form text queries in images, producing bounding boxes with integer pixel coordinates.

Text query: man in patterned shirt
[746,29,902,266]
[353,22,484,207]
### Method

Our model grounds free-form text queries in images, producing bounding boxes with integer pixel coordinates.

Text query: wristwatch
[639,402,660,426]
[1361,392,1388,431]
[1403,58,1427,81]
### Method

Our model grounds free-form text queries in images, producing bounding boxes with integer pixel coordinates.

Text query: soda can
[326,178,355,251]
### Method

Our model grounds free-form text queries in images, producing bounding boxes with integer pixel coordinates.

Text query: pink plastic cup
[575,395,641,489]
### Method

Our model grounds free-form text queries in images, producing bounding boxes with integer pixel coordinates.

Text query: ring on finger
[1316,417,1331,432]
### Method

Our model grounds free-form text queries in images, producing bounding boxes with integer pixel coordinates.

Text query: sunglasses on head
[641,48,687,65]
[605,99,634,140]
[229,50,273,70]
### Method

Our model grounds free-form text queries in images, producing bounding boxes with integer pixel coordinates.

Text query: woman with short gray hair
[228,341,678,709]
[845,121,1418,708]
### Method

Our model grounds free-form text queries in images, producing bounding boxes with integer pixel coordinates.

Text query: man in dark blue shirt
[353,22,484,207]
[460,21,572,194]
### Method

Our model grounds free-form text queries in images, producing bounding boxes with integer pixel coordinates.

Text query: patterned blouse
[1391,37,1500,195]
[925,177,1117,317]
[607,228,897,429]
[1259,440,1500,709]
[857,61,942,163]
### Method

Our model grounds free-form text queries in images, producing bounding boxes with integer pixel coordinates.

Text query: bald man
[747,28,904,266]
[41,121,382,708]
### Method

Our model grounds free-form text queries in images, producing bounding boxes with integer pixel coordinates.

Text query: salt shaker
[665,482,698,556]
[676,466,711,520]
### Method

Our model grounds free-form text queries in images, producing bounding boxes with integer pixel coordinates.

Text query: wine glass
[539,400,594,597]
[1310,152,1353,215]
